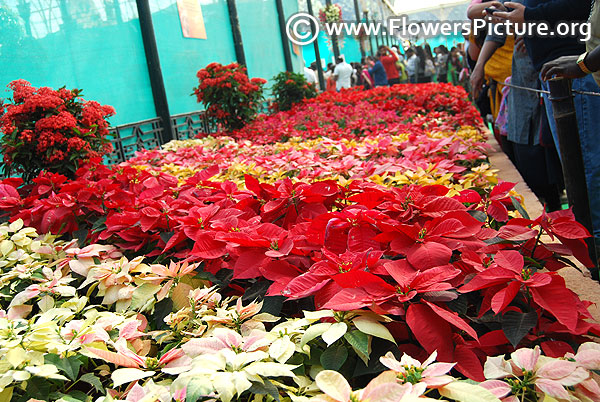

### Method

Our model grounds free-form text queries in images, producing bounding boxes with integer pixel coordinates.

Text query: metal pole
[353,0,366,59]
[365,12,374,56]
[307,0,326,91]
[548,78,598,271]
[325,0,341,61]
[275,0,293,72]
[17,1,32,36]
[135,0,174,143]
[226,0,246,66]
[373,16,380,49]
[113,0,123,24]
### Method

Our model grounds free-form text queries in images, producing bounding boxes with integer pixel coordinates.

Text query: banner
[177,0,207,39]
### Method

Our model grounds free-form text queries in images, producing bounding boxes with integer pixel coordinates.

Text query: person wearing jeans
[539,76,600,240]
[494,0,600,254]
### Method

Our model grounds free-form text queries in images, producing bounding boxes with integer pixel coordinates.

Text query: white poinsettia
[173,346,297,402]
[380,350,456,388]
[313,370,437,402]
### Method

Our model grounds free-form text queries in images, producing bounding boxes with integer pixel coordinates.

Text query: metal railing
[105,110,217,164]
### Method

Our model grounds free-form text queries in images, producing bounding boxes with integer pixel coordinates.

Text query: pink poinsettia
[9,266,76,307]
[482,346,590,400]
[87,338,191,374]
[182,327,269,357]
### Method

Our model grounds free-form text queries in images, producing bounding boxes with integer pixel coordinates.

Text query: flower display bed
[0,84,599,401]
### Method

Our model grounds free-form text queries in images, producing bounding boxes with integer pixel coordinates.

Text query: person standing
[325,63,336,92]
[360,57,374,89]
[378,45,400,85]
[397,56,409,84]
[304,63,318,90]
[405,48,418,84]
[495,0,600,252]
[333,56,353,91]
[415,46,432,83]
[436,46,450,83]
[423,43,437,81]
[469,3,514,121]
[368,56,388,87]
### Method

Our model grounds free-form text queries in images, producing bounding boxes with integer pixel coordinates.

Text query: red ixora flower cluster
[194,63,266,131]
[0,80,115,181]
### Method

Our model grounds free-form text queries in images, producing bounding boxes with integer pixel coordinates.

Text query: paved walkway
[487,136,600,323]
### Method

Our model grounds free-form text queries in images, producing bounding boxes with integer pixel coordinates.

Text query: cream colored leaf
[269,336,296,363]
[8,219,24,232]
[111,368,155,387]
[25,364,68,381]
[38,295,54,313]
[352,316,396,344]
[6,348,27,368]
[244,362,297,378]
[12,371,30,382]
[304,310,335,322]
[322,322,348,346]
[315,370,351,402]
[300,322,332,347]
[252,313,281,322]
[212,372,238,402]
[0,240,13,256]
[439,381,502,402]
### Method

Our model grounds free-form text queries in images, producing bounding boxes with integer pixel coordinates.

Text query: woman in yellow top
[468,7,515,120]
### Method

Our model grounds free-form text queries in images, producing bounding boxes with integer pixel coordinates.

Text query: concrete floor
[487,137,600,323]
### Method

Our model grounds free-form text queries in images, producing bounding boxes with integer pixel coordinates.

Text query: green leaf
[241,280,272,304]
[249,379,280,401]
[159,231,174,245]
[447,294,468,315]
[0,387,13,402]
[468,210,488,222]
[186,377,216,402]
[260,296,285,316]
[320,345,349,371]
[73,227,88,247]
[152,298,173,329]
[287,354,307,376]
[439,381,501,402]
[344,330,371,364]
[44,354,82,381]
[502,311,537,348]
[91,216,107,233]
[511,196,530,220]
[80,373,104,394]
[56,390,89,402]
[25,377,51,400]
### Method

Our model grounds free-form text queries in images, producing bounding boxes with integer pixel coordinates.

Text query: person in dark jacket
[368,56,388,87]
